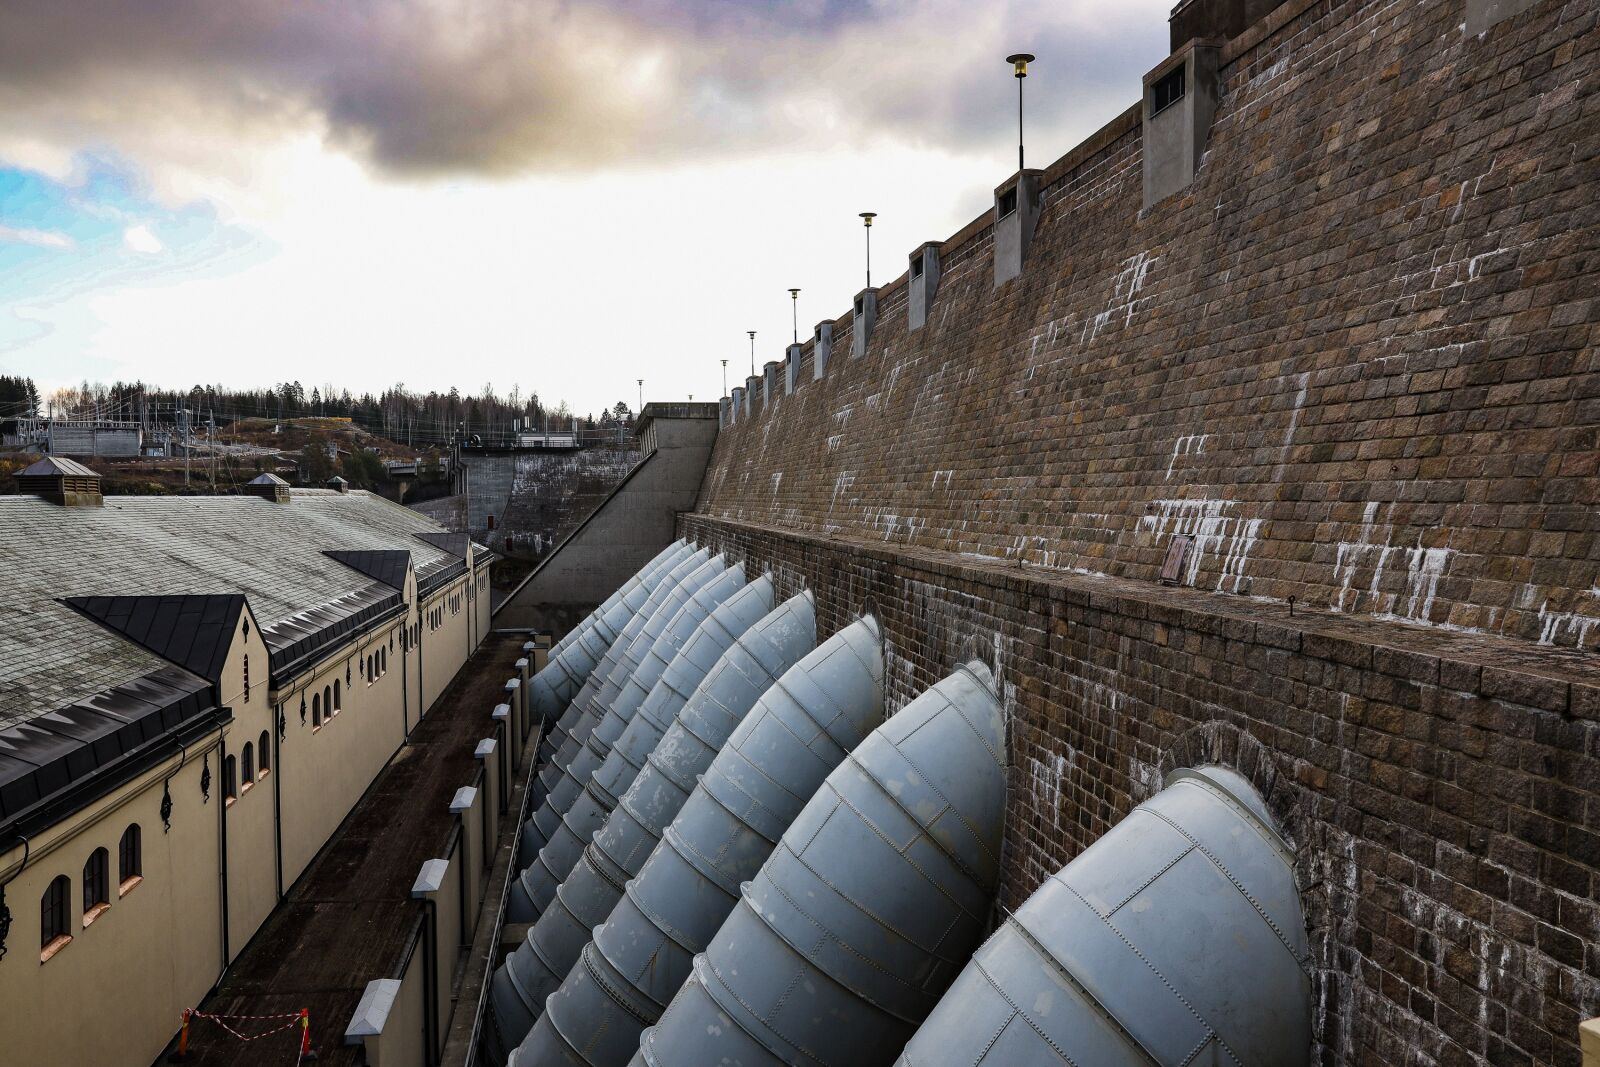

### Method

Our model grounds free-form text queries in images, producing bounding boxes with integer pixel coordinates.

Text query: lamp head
[859,212,876,227]
[1007,53,1034,78]
[788,288,801,298]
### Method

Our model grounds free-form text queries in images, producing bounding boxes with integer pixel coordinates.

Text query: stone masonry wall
[680,0,1600,1062]
[699,0,1600,650]
[680,513,1600,1067]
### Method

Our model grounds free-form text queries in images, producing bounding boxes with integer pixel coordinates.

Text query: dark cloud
[0,0,1170,178]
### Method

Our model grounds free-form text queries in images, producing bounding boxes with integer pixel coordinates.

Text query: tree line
[25,379,637,447]
[0,375,42,417]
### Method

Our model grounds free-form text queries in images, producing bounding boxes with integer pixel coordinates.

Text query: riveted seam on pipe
[800,774,987,931]
[1141,803,1311,974]
[985,920,1156,1066]
[1054,879,1235,1063]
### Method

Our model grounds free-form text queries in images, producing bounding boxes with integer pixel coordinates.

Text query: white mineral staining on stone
[1081,251,1156,343]
[1337,508,1457,626]
[1029,751,1071,832]
[1536,602,1600,649]
[1333,502,1399,614]
[1138,498,1263,593]
[1270,370,1311,484]
[1165,434,1209,480]
[1399,545,1452,622]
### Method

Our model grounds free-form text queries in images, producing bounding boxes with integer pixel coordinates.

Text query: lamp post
[859,213,876,288]
[788,288,801,344]
[1007,53,1034,172]
[721,359,728,397]
[748,331,756,377]
[637,379,643,414]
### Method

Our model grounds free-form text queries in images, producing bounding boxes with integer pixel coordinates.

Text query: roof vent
[245,472,291,504]
[326,475,350,493]
[16,456,103,506]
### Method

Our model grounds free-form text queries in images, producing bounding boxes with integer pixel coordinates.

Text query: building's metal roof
[0,488,469,730]
[248,472,290,486]
[417,530,471,557]
[0,664,214,828]
[62,594,246,683]
[17,455,101,478]
[325,549,412,591]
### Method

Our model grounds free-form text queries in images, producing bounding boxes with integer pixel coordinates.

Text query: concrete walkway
[168,634,524,1067]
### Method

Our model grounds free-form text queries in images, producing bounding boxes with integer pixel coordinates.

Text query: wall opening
[1151,64,1186,115]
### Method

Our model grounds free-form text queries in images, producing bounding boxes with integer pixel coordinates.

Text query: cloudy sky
[0,0,1170,416]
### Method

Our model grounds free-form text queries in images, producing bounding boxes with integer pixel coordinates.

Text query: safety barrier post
[166,1009,191,1062]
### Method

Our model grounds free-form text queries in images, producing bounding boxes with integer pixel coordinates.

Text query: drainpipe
[272,703,284,901]
[215,718,231,973]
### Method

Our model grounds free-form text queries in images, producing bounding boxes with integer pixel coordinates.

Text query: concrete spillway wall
[680,7,1600,1057]
[461,447,639,559]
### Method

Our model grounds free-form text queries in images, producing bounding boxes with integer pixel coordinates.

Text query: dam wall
[682,0,1600,1062]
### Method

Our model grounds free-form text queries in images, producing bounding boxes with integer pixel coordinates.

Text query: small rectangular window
[1151,64,1186,116]
[997,187,1017,219]
[911,257,924,278]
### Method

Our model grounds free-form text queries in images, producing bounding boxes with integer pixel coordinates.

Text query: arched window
[224,755,238,802]
[377,648,385,676]
[312,692,322,727]
[243,654,250,702]
[324,684,333,716]
[367,654,375,682]
[241,742,255,787]
[41,876,71,957]
[82,848,109,921]
[119,825,142,892]
[258,731,271,776]
[333,680,342,710]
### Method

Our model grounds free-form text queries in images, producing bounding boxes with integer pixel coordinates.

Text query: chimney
[244,472,291,504]
[15,456,103,506]
[327,475,350,493]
